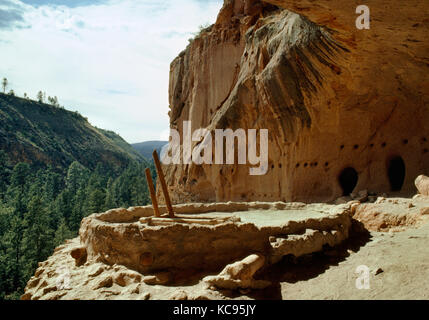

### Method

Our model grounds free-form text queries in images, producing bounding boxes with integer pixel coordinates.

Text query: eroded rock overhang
[163,0,429,203]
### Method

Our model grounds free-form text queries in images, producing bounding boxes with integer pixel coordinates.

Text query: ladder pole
[152,150,175,218]
[145,167,160,217]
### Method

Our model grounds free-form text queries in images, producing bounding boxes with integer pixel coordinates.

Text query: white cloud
[0,0,223,143]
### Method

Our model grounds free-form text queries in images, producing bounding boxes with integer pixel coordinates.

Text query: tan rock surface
[204,254,271,290]
[278,218,429,300]
[353,196,429,232]
[22,201,352,300]
[161,0,429,204]
[415,175,429,196]
[79,202,351,275]
[22,196,429,300]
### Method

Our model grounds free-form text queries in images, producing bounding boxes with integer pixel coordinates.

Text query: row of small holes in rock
[340,137,427,150]
[295,162,328,168]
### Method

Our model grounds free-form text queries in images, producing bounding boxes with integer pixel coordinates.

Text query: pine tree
[0,201,14,295]
[54,218,75,247]
[10,162,30,191]
[69,187,86,231]
[37,91,43,103]
[43,168,63,202]
[3,215,24,294]
[8,163,31,218]
[0,245,6,299]
[2,78,7,93]
[21,196,54,280]
[87,188,106,214]
[104,177,117,210]
[0,150,9,199]
[55,189,73,225]
[66,161,87,195]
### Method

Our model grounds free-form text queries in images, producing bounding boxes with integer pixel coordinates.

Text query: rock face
[352,195,429,232]
[162,0,429,204]
[22,201,353,300]
[415,175,429,196]
[21,195,429,300]
[79,202,351,275]
[203,254,271,290]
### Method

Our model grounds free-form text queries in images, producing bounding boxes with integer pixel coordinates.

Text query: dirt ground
[254,222,429,300]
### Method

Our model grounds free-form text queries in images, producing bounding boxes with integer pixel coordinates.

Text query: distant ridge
[132,141,168,160]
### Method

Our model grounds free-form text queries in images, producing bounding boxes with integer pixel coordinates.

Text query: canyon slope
[163,0,429,204]
[0,93,143,170]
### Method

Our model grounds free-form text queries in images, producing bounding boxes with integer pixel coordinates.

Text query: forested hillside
[0,93,142,170]
[0,93,155,299]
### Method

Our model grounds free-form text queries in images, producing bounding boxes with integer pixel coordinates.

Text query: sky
[0,0,223,143]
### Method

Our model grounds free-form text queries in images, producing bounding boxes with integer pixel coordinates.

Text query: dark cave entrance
[339,167,358,196]
[388,156,406,191]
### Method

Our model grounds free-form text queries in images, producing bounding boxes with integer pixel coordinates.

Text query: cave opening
[339,167,358,196]
[388,156,406,191]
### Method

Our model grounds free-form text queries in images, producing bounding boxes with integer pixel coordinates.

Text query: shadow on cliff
[227,220,372,300]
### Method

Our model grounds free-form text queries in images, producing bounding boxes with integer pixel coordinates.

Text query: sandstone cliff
[163,0,429,204]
